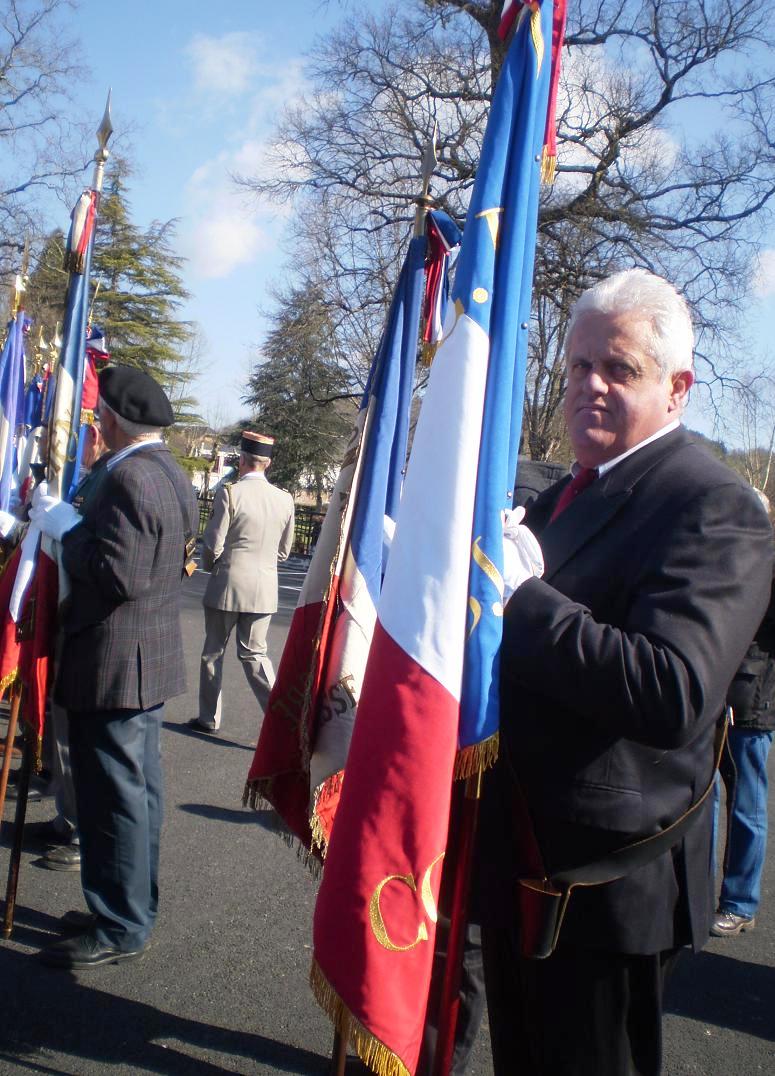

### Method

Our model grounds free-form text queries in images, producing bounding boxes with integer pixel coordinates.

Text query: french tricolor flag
[311,2,557,1072]
[246,234,426,853]
[0,185,98,751]
[0,310,27,513]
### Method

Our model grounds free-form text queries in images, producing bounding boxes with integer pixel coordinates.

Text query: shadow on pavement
[178,803,280,832]
[162,721,254,752]
[0,938,330,1074]
[666,948,775,1042]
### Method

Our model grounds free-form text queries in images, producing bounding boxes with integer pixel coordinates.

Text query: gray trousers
[50,700,78,839]
[198,606,275,730]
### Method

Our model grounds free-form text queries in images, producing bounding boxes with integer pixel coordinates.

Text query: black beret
[98,365,174,427]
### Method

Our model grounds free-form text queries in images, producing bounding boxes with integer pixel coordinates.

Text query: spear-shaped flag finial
[92,90,114,194]
[414,121,439,236]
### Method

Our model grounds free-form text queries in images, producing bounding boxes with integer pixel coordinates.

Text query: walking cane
[2,682,28,937]
[0,681,22,820]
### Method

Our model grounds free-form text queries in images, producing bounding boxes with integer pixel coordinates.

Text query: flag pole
[428,774,482,1076]
[0,250,29,833]
[2,96,113,937]
[2,684,27,938]
[0,684,23,843]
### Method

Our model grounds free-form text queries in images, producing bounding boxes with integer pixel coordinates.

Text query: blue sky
[68,0,358,427]
[64,0,775,444]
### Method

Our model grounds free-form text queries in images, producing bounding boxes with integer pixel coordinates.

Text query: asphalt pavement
[0,556,773,1074]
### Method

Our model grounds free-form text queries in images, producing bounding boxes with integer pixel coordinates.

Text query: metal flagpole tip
[420,120,439,192]
[97,90,114,153]
[414,121,439,235]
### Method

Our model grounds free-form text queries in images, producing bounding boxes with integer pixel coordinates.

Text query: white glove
[30,479,51,509]
[0,509,17,538]
[28,487,82,542]
[502,506,544,601]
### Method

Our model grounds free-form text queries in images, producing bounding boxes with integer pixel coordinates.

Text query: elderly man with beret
[30,365,197,969]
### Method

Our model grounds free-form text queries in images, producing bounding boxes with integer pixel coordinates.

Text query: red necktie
[549,467,596,522]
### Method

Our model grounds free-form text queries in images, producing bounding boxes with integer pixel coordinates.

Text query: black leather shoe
[5,784,43,801]
[37,845,81,871]
[24,819,76,846]
[40,931,145,969]
[186,717,219,734]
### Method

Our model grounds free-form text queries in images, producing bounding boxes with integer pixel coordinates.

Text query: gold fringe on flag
[242,777,323,879]
[528,3,545,76]
[453,730,499,781]
[309,769,344,857]
[420,340,439,366]
[310,959,411,1076]
[25,723,44,773]
[540,148,557,184]
[0,667,18,699]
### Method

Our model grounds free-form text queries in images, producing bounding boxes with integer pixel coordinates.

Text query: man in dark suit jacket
[481,269,773,1074]
[30,365,197,970]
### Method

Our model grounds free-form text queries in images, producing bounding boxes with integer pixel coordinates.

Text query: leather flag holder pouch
[148,454,198,578]
[516,711,729,960]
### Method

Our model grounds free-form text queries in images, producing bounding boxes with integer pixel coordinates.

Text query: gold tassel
[453,731,499,781]
[310,959,411,1076]
[540,148,557,185]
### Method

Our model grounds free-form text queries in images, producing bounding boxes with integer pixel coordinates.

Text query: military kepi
[98,365,175,427]
[241,431,274,458]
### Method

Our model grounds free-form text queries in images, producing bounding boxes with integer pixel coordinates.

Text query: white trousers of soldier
[198,607,275,730]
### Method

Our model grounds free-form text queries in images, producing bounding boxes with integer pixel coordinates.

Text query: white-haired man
[480,269,773,1074]
[189,430,294,734]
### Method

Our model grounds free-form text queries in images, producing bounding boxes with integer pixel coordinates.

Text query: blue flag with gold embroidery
[456,0,554,772]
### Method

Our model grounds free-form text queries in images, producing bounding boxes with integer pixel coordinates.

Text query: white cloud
[185,32,259,96]
[554,48,679,189]
[184,208,267,279]
[181,145,284,280]
[753,249,775,298]
[178,44,311,279]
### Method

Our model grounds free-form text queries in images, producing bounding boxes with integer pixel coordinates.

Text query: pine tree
[244,286,356,503]
[91,163,196,415]
[24,230,68,344]
[25,161,199,420]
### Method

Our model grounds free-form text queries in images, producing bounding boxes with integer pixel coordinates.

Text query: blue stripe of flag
[0,311,27,511]
[458,0,554,750]
[349,235,426,604]
[58,223,95,502]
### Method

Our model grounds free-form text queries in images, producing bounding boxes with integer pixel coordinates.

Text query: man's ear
[670,368,694,411]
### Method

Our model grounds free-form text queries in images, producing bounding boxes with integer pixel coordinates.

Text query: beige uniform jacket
[202,475,295,613]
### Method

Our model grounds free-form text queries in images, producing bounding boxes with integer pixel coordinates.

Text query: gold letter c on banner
[369,852,446,952]
[369,872,429,953]
[420,852,445,924]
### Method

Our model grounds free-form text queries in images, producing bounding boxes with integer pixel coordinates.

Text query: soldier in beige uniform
[189,431,294,734]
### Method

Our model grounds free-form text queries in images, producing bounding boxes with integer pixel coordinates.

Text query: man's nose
[582,366,608,394]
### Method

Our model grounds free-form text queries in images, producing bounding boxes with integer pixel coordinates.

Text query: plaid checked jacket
[55,443,197,712]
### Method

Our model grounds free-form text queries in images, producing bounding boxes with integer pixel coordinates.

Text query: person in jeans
[713,492,775,937]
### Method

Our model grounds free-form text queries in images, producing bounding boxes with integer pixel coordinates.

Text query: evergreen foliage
[91,165,194,405]
[243,286,356,503]
[25,161,200,421]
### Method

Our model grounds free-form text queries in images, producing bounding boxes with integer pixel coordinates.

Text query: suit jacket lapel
[535,427,692,582]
